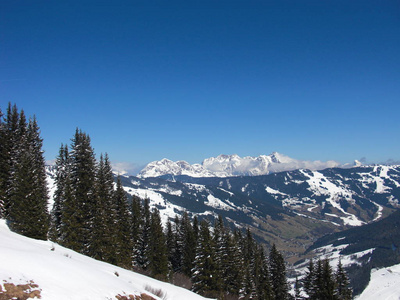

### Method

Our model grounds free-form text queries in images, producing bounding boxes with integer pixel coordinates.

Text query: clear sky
[1,1,399,173]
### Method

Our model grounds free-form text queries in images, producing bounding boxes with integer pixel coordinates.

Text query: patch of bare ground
[115,293,156,300]
[0,280,41,299]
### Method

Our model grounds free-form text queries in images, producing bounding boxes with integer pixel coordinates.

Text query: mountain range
[106,165,400,261]
[46,160,400,297]
[137,152,344,178]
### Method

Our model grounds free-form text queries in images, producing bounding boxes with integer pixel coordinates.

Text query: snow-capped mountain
[138,152,340,178]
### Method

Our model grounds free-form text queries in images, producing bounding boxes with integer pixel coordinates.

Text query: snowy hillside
[138,152,340,178]
[294,209,400,297]
[356,264,400,300]
[0,219,211,300]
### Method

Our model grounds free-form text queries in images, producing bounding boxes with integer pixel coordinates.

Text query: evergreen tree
[148,208,169,280]
[223,229,244,297]
[0,107,6,217]
[2,103,20,217]
[49,144,69,242]
[240,228,257,299]
[192,219,218,297]
[269,243,289,300]
[114,175,133,269]
[303,259,317,299]
[255,245,272,300]
[211,215,225,294]
[69,129,97,254]
[7,111,49,239]
[180,211,197,277]
[166,219,176,275]
[321,259,336,300]
[131,194,143,264]
[90,153,116,262]
[294,276,301,300]
[25,116,49,238]
[335,258,352,300]
[135,198,151,270]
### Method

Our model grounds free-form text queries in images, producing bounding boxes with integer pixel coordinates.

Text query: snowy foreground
[0,220,211,300]
[355,264,400,300]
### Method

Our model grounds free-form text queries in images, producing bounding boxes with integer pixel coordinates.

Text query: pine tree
[135,198,151,270]
[240,228,257,299]
[211,215,225,295]
[223,229,244,297]
[335,258,352,300]
[114,175,133,269]
[2,103,20,217]
[69,128,97,254]
[303,259,317,299]
[49,144,69,242]
[90,153,116,262]
[7,111,49,239]
[269,243,289,300]
[166,219,176,275]
[148,208,169,280]
[192,219,218,297]
[131,194,143,265]
[294,276,301,300]
[0,106,6,217]
[25,116,49,238]
[255,245,272,300]
[58,145,80,251]
[321,259,336,300]
[180,212,197,277]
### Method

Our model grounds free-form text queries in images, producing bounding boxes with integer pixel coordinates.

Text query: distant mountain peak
[137,152,341,178]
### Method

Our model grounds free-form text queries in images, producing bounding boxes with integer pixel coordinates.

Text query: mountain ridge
[138,152,341,178]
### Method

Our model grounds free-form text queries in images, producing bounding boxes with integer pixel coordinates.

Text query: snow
[300,170,364,226]
[138,152,340,178]
[356,263,400,300]
[0,219,211,300]
[123,187,185,224]
[205,195,234,211]
[265,186,287,195]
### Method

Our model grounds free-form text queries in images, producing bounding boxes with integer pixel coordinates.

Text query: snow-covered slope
[293,208,400,297]
[356,264,400,300]
[0,219,210,300]
[138,152,340,178]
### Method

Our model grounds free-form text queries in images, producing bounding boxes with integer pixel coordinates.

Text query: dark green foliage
[114,175,133,269]
[148,208,169,280]
[49,144,70,242]
[130,194,142,256]
[135,198,151,270]
[335,258,352,300]
[269,243,289,300]
[302,258,352,300]
[1,104,49,240]
[90,153,116,262]
[192,219,219,297]
[69,129,97,254]
[180,212,197,277]
[307,209,400,295]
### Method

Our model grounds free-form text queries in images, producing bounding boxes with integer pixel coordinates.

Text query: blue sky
[1,1,399,172]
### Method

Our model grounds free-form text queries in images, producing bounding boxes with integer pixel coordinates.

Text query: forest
[0,103,352,300]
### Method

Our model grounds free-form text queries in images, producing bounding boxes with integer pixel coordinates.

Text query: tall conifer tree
[148,208,169,280]
[114,175,133,269]
[69,128,97,254]
[269,243,289,300]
